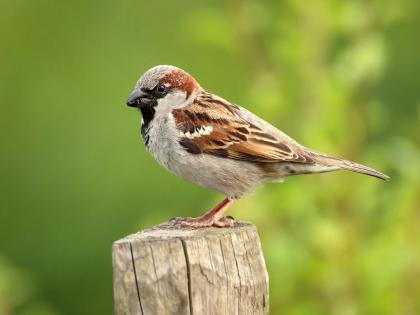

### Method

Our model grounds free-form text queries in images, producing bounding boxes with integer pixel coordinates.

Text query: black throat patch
[140,105,156,129]
[140,105,156,147]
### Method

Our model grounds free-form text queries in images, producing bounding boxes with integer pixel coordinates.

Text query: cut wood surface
[112,221,269,315]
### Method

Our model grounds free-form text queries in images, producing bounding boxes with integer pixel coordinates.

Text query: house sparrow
[126,65,389,228]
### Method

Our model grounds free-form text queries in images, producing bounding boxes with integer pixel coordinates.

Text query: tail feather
[305,149,390,181]
[339,161,390,181]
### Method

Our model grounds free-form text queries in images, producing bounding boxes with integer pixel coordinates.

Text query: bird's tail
[305,148,390,181]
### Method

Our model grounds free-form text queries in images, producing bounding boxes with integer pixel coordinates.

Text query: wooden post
[112,221,269,315]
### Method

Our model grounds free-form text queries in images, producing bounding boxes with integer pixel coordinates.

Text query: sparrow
[126,65,389,228]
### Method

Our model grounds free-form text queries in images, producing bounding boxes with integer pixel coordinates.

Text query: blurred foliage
[0,256,57,315]
[0,0,419,314]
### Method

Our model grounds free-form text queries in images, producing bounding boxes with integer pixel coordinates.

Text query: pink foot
[169,198,236,228]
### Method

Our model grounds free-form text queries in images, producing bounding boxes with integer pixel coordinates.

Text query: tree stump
[112,221,269,315]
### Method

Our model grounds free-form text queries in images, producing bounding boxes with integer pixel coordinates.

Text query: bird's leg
[172,198,235,228]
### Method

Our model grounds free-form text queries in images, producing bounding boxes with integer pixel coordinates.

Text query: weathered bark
[112,221,269,315]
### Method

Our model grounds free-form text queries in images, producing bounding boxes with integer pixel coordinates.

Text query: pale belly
[143,115,271,199]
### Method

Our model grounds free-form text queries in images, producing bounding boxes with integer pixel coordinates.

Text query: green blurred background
[1,0,419,314]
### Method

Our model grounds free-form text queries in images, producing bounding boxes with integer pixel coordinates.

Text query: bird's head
[126,65,200,114]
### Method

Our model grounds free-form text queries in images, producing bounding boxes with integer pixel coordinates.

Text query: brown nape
[162,69,199,98]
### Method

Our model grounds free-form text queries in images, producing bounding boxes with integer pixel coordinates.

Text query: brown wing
[172,91,314,164]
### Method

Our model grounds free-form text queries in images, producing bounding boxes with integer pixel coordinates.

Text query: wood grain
[112,221,269,315]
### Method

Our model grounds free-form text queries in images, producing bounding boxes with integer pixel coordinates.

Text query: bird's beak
[126,90,155,108]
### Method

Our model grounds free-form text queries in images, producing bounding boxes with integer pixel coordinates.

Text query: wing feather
[173,91,314,164]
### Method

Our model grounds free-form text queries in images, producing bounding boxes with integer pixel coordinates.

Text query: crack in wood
[181,239,193,315]
[219,237,230,315]
[244,230,257,314]
[130,243,144,315]
[230,234,242,315]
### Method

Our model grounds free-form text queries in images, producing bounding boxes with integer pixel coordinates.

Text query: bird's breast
[141,114,181,170]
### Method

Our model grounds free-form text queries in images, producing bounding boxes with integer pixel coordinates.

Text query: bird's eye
[151,84,169,99]
[156,84,167,94]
